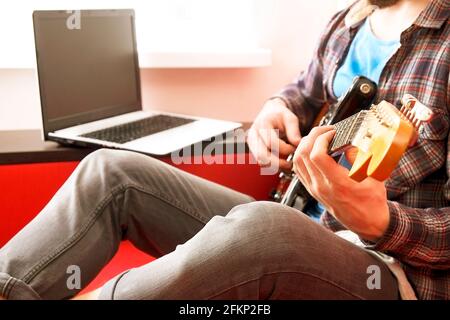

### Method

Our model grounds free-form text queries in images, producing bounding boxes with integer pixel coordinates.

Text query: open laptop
[33,9,241,155]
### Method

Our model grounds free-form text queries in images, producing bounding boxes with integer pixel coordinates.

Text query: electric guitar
[271,76,378,209]
[273,93,433,210]
[329,94,433,181]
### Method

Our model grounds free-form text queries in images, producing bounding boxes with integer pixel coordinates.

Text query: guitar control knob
[360,83,373,95]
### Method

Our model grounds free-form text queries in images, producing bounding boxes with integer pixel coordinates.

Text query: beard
[368,0,402,8]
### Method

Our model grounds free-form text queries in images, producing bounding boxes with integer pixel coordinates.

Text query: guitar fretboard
[329,111,367,155]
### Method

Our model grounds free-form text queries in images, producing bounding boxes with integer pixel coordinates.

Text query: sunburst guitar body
[332,95,434,182]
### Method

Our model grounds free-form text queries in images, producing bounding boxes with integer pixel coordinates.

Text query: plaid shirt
[274,0,449,300]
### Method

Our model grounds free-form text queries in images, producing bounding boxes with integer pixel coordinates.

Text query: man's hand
[292,126,390,242]
[247,98,301,171]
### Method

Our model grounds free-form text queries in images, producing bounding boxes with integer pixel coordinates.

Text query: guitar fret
[333,117,353,148]
[329,111,364,155]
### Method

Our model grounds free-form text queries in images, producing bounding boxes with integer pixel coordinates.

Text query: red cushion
[80,240,155,294]
[0,153,279,294]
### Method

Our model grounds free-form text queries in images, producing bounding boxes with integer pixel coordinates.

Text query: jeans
[0,149,398,299]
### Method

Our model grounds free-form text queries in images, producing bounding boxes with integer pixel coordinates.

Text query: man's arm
[270,10,344,135]
[293,126,450,271]
[365,201,450,270]
[358,72,450,269]
[247,10,347,171]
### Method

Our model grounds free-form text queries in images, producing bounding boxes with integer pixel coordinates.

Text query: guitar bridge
[400,94,434,129]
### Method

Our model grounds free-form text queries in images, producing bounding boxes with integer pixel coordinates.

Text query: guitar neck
[328,111,366,155]
[280,111,366,206]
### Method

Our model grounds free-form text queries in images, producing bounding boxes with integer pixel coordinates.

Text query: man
[0,0,448,300]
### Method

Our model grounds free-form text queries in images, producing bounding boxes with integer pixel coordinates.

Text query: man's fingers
[293,126,335,199]
[293,158,311,187]
[310,130,351,180]
[277,139,297,157]
[307,125,335,140]
[277,158,292,171]
[248,129,290,171]
[299,140,328,199]
[296,126,335,175]
[309,129,336,164]
[248,129,265,158]
[292,142,311,187]
[258,128,296,156]
[293,126,334,168]
[257,149,291,171]
[282,111,302,146]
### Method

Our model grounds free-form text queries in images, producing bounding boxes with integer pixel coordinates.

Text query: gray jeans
[0,149,398,300]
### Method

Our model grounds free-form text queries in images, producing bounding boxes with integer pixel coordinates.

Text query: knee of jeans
[226,201,310,244]
[79,149,153,185]
[205,202,316,267]
[228,201,296,222]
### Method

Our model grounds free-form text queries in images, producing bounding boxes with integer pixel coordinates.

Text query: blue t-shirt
[333,18,400,98]
[306,18,400,222]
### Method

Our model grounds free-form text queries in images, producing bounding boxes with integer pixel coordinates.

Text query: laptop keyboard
[80,115,195,144]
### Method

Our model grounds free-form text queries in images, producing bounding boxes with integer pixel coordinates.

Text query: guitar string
[330,112,363,152]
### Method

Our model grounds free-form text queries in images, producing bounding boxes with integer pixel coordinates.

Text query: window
[0,0,261,68]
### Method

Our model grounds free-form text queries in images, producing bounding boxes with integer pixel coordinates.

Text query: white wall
[0,0,341,131]
[0,69,42,130]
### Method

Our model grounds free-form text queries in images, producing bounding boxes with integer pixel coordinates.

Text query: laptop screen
[33,10,141,135]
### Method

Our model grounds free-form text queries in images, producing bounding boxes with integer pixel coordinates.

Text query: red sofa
[0,153,278,295]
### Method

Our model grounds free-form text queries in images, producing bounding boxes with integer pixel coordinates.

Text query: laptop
[32,9,241,155]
